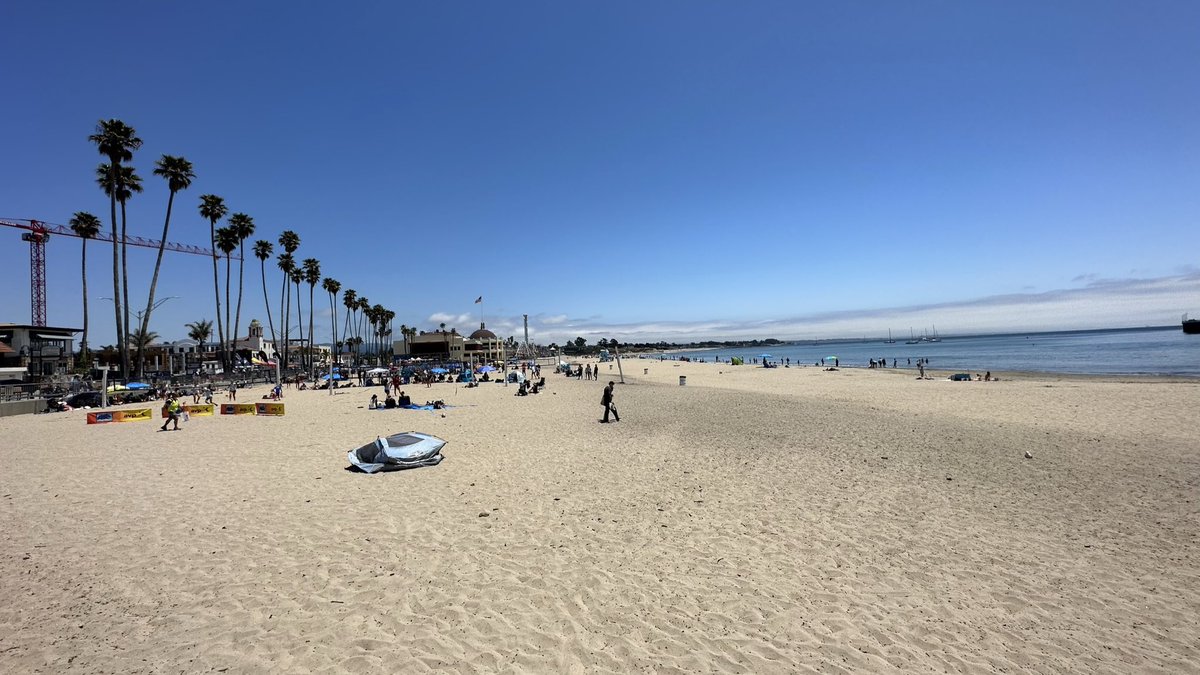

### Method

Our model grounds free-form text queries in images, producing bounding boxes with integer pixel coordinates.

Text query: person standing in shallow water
[600,381,620,423]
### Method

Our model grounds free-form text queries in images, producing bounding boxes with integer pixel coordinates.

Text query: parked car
[66,391,104,408]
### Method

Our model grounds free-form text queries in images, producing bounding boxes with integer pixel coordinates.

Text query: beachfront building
[231,319,279,366]
[0,323,80,381]
[395,329,466,362]
[392,324,506,365]
[464,323,505,365]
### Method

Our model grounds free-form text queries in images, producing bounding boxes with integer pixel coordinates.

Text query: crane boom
[2,217,240,326]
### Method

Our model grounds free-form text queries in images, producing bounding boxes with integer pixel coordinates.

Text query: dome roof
[470,322,498,340]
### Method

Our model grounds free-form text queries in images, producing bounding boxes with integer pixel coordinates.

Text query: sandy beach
[2,361,1198,673]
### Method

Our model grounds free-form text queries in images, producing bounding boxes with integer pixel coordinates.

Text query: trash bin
[679,375,686,386]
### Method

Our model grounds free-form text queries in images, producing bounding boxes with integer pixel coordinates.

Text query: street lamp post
[100,296,179,378]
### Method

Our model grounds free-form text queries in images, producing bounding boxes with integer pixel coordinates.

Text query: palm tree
[322,277,341,377]
[290,267,305,369]
[215,226,240,369]
[186,319,213,352]
[186,319,213,370]
[89,119,142,376]
[357,297,370,362]
[68,211,102,367]
[302,258,321,378]
[276,252,296,369]
[341,288,357,362]
[227,213,254,361]
[198,195,229,370]
[398,324,408,358]
[375,305,388,365]
[101,164,143,376]
[253,240,277,353]
[95,163,142,375]
[138,154,195,379]
[128,327,159,354]
[278,231,300,367]
[382,309,396,362]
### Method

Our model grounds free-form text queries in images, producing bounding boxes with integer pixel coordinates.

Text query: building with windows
[393,323,506,365]
[465,323,505,364]
[232,319,278,365]
[0,323,80,381]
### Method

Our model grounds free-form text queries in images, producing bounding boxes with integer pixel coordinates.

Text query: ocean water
[651,327,1200,377]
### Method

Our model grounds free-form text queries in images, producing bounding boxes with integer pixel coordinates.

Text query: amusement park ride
[1,217,230,326]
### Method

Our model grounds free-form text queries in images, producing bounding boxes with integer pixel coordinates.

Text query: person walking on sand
[600,381,620,423]
[160,395,182,431]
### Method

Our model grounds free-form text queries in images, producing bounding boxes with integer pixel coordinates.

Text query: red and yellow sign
[88,408,153,424]
[255,402,285,416]
[220,403,257,415]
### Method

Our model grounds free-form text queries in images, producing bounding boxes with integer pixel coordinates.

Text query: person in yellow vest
[160,395,183,432]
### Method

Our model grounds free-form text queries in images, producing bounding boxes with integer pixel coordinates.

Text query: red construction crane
[2,217,239,326]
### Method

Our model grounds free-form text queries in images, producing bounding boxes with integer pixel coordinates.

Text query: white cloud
[427,312,472,325]
[518,273,1200,344]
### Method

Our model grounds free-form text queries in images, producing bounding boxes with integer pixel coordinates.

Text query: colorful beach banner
[88,408,153,424]
[220,403,257,415]
[184,404,215,416]
[255,402,285,416]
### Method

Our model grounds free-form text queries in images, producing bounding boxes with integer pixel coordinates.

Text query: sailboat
[905,328,919,345]
[883,329,895,344]
[928,325,941,343]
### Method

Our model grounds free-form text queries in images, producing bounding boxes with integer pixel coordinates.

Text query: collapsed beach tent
[347,432,447,474]
[507,371,526,384]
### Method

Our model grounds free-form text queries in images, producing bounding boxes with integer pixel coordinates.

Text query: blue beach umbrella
[320,373,344,380]
[125,382,151,389]
[759,354,773,359]
[430,367,448,374]
[477,365,496,373]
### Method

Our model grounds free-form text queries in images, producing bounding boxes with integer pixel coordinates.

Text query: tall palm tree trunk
[329,295,337,370]
[279,272,289,370]
[210,221,225,373]
[294,279,303,370]
[80,239,90,367]
[307,284,315,381]
[260,260,277,358]
[120,199,132,378]
[225,254,233,372]
[138,189,176,379]
[233,242,246,368]
[109,190,125,377]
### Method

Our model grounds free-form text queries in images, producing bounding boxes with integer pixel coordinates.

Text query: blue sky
[2,2,1198,345]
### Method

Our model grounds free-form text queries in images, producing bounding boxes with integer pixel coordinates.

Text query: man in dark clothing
[600,381,619,423]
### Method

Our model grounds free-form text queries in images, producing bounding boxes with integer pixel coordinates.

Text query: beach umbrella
[366,367,389,374]
[759,353,773,359]
[477,365,496,373]
[105,384,129,393]
[125,382,151,389]
[826,356,838,361]
[320,373,345,380]
[430,367,448,374]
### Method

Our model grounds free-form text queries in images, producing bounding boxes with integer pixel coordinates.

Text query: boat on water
[884,329,895,344]
[1185,314,1200,335]
[905,328,920,345]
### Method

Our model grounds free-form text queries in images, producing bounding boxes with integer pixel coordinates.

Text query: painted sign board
[220,403,257,415]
